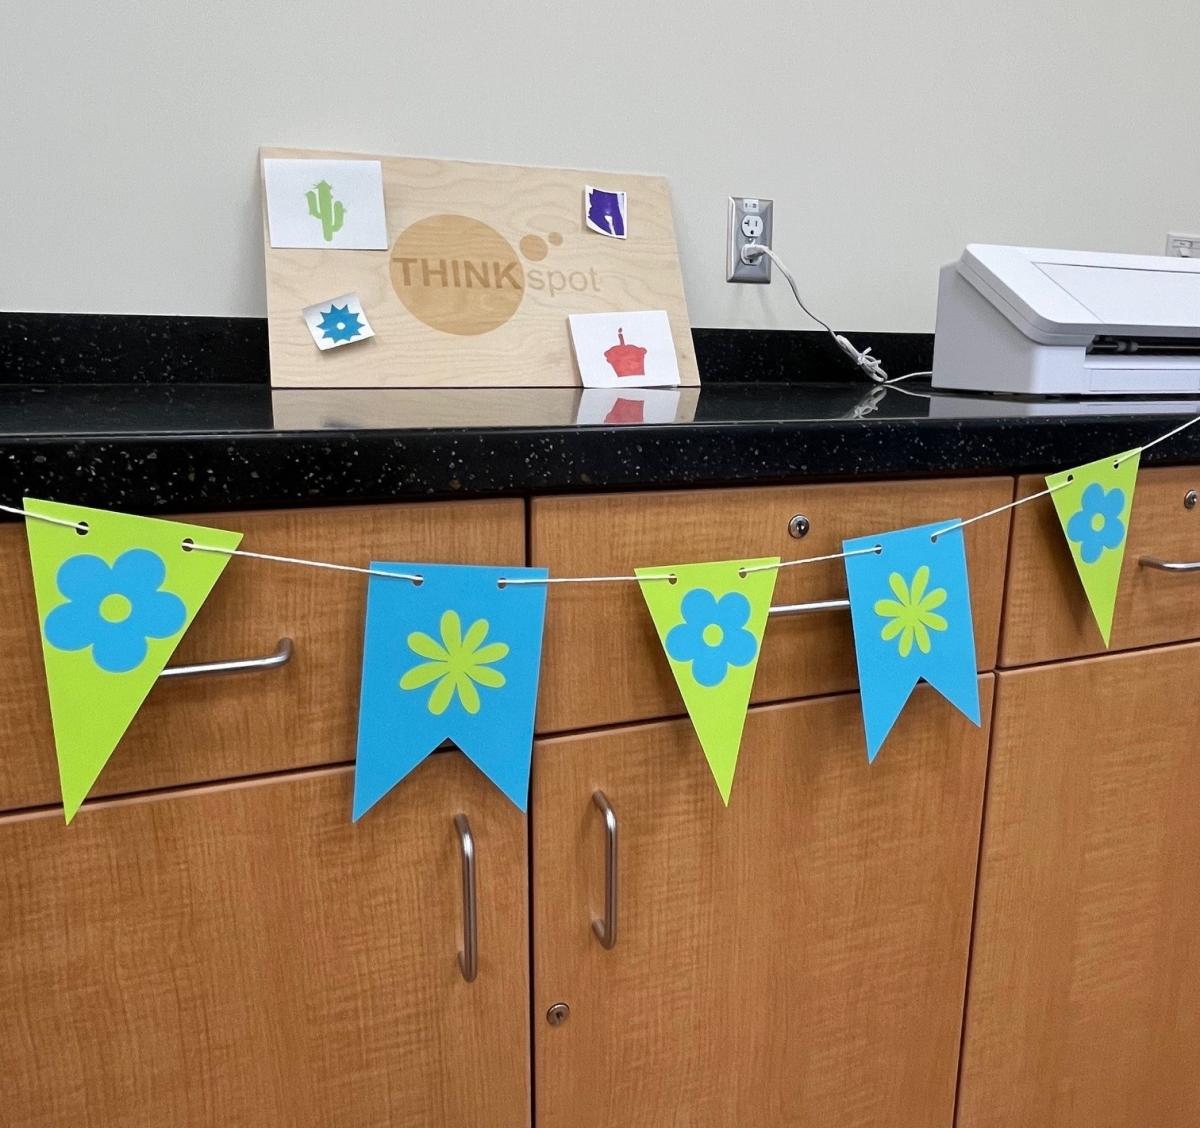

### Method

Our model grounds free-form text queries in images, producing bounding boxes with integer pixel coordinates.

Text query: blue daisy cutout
[664,588,759,688]
[43,549,187,674]
[317,304,364,343]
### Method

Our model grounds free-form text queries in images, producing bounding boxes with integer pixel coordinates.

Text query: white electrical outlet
[1166,232,1200,258]
[727,196,773,283]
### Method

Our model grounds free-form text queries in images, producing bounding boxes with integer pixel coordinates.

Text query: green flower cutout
[399,609,509,715]
[874,565,948,658]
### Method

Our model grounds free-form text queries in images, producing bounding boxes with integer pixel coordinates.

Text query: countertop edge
[5,413,1200,517]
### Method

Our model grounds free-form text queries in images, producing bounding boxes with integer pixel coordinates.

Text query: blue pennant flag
[353,563,548,820]
[842,521,980,761]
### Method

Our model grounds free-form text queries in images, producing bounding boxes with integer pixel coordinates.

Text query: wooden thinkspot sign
[261,147,698,388]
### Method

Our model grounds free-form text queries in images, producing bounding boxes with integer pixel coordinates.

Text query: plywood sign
[260,147,699,388]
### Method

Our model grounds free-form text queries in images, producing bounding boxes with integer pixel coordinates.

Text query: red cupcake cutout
[603,328,648,378]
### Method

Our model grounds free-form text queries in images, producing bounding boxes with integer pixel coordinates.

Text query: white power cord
[740,243,929,386]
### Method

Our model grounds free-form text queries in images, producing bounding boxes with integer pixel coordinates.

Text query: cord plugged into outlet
[736,241,927,387]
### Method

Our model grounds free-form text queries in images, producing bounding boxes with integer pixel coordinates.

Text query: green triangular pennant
[1046,449,1140,646]
[23,498,242,821]
[636,558,778,804]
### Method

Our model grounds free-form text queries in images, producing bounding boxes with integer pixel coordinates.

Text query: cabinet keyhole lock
[1185,490,1197,510]
[546,1002,571,1026]
[788,514,811,539]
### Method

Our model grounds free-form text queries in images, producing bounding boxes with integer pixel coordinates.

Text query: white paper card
[584,185,627,238]
[264,159,388,249]
[568,310,680,388]
[575,387,681,426]
[302,293,375,350]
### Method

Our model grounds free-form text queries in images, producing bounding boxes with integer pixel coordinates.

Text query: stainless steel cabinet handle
[768,598,850,617]
[1139,556,1200,573]
[454,814,478,983]
[159,637,294,680]
[591,791,618,950]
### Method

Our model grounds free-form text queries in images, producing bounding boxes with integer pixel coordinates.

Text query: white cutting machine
[932,244,1200,395]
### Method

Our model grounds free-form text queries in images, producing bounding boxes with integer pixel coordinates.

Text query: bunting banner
[843,522,979,761]
[1045,449,1140,646]
[635,558,778,804]
[353,563,548,820]
[23,498,242,822]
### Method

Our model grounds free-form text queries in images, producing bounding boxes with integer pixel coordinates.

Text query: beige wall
[1,0,1196,329]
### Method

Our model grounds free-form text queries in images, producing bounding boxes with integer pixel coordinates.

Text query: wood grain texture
[532,477,1012,732]
[532,680,993,1128]
[0,758,529,1128]
[1000,465,1200,665]
[958,644,1200,1128]
[0,500,524,811]
[262,147,698,388]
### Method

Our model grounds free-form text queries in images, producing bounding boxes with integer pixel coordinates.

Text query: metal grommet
[788,514,810,539]
[546,1002,571,1026]
[1186,490,1197,510]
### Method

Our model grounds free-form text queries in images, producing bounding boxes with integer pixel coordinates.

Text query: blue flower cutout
[665,588,759,688]
[317,304,364,343]
[1066,483,1127,564]
[43,549,187,674]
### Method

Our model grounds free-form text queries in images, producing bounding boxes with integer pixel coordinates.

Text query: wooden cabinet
[531,679,993,1128]
[0,757,529,1128]
[0,500,525,810]
[12,467,1198,1127]
[958,643,1200,1128]
[532,478,1011,733]
[1001,466,1200,665]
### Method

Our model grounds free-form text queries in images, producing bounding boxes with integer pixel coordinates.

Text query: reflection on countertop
[5,379,1200,439]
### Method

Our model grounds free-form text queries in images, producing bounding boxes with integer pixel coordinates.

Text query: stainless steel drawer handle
[1139,556,1200,573]
[592,790,618,950]
[159,637,294,680]
[768,598,850,617]
[454,814,478,983]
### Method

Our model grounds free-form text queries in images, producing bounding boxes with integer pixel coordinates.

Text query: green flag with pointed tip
[1045,449,1140,646]
[23,499,242,821]
[636,558,778,804]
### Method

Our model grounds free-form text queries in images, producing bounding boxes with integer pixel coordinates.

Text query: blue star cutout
[317,304,364,343]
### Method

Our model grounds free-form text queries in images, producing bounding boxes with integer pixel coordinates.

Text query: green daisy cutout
[874,565,949,658]
[399,609,509,715]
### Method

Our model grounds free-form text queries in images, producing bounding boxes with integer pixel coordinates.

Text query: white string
[0,502,87,532]
[500,544,883,585]
[741,545,881,574]
[931,481,1072,541]
[182,541,423,583]
[500,573,674,585]
[1116,413,1200,463]
[5,411,1198,582]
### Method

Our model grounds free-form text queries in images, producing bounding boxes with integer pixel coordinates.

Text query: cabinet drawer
[532,478,1012,732]
[0,500,524,812]
[1001,466,1200,666]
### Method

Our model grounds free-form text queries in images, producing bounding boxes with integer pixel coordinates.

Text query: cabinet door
[532,680,992,1128]
[1,758,529,1128]
[958,644,1200,1128]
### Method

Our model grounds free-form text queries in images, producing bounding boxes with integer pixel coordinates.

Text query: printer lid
[957,244,1200,345]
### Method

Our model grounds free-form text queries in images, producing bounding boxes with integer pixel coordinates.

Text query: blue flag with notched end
[843,521,980,762]
[353,563,548,820]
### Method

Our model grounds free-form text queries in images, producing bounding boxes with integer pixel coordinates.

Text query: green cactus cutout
[305,180,346,242]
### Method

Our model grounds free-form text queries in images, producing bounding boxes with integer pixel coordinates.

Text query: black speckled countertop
[3,315,1200,516]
